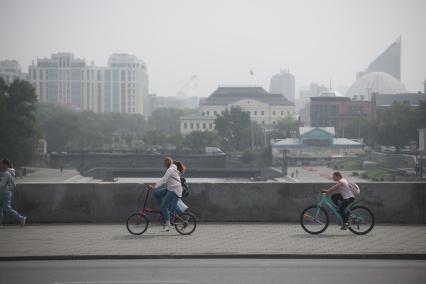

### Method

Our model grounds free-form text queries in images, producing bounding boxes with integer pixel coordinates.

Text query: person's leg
[2,191,23,223]
[331,193,343,206]
[153,186,167,206]
[339,197,354,224]
[160,191,179,223]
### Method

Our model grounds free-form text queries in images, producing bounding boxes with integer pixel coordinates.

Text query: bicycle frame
[138,188,161,215]
[317,194,351,225]
[138,187,186,224]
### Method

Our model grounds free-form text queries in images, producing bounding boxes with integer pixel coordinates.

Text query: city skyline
[1,0,425,98]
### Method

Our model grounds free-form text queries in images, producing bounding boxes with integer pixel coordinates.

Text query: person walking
[0,159,26,227]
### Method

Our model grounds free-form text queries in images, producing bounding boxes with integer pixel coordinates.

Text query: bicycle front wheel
[126,213,149,235]
[348,206,375,235]
[174,212,197,235]
[300,205,329,234]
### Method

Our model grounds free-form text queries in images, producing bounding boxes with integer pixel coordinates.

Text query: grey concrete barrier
[9,182,426,224]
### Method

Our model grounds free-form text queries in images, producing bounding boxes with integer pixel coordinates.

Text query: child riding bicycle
[321,171,355,230]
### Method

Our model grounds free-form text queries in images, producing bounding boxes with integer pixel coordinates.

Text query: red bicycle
[126,185,198,235]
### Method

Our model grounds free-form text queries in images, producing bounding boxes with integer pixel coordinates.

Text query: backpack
[181,176,190,198]
[348,182,360,195]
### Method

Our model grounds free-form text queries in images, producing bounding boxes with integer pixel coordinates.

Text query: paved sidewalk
[0,223,425,259]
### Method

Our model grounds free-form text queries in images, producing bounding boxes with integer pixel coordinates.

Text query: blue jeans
[153,186,168,206]
[0,191,24,224]
[160,191,179,222]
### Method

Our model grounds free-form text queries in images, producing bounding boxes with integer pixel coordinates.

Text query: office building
[180,86,295,135]
[28,52,148,114]
[0,60,24,84]
[357,36,401,81]
[310,92,371,136]
[269,70,295,103]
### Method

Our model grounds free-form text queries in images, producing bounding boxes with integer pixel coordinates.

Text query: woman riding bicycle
[149,157,186,232]
[321,171,355,230]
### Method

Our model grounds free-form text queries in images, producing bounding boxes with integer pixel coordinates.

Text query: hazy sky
[1,0,425,97]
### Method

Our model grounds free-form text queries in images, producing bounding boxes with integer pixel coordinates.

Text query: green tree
[183,131,220,153]
[345,118,377,146]
[214,107,252,151]
[148,108,195,135]
[142,128,168,147]
[376,102,418,150]
[0,79,38,166]
[270,117,298,140]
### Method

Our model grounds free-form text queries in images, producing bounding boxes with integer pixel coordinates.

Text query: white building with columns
[28,53,148,114]
[180,86,295,135]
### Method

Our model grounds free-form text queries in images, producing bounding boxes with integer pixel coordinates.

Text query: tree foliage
[0,79,38,166]
[183,131,220,154]
[376,102,418,149]
[214,107,253,151]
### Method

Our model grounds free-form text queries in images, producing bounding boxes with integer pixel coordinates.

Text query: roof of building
[272,138,363,148]
[201,86,293,106]
[299,127,335,136]
[346,72,406,97]
[374,92,426,107]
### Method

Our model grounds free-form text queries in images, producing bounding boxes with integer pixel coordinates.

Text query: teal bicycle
[300,192,375,235]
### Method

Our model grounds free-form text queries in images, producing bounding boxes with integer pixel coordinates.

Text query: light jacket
[155,164,182,197]
[0,168,16,193]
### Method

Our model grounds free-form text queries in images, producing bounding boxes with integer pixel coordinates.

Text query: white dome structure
[346,72,406,100]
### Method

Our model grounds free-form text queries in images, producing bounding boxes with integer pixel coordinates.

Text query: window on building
[287,111,290,116]
[202,123,206,129]
[190,123,193,129]
[254,111,257,115]
[262,121,265,124]
[273,111,276,116]
[273,121,276,125]
[184,123,187,129]
[207,111,210,116]
[209,123,213,129]
[201,112,205,116]
[261,111,264,116]
[281,111,284,116]
[214,111,217,115]
[196,123,200,129]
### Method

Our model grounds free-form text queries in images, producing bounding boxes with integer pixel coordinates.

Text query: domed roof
[346,72,406,99]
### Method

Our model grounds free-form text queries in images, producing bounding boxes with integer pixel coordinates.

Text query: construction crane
[177,75,198,98]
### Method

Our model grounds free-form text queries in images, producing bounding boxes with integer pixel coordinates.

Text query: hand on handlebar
[321,189,328,194]
[148,184,154,190]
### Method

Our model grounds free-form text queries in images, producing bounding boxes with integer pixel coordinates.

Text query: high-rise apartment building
[0,60,25,84]
[28,53,148,114]
[269,70,295,103]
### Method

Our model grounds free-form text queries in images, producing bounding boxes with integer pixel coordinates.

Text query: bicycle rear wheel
[300,205,329,234]
[174,212,197,235]
[126,213,149,235]
[348,206,375,235]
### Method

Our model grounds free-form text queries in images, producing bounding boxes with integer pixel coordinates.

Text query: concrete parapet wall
[10,182,426,224]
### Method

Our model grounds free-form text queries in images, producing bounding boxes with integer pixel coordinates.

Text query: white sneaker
[161,224,173,232]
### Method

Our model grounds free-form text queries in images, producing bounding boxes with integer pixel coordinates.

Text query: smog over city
[0,1,426,284]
